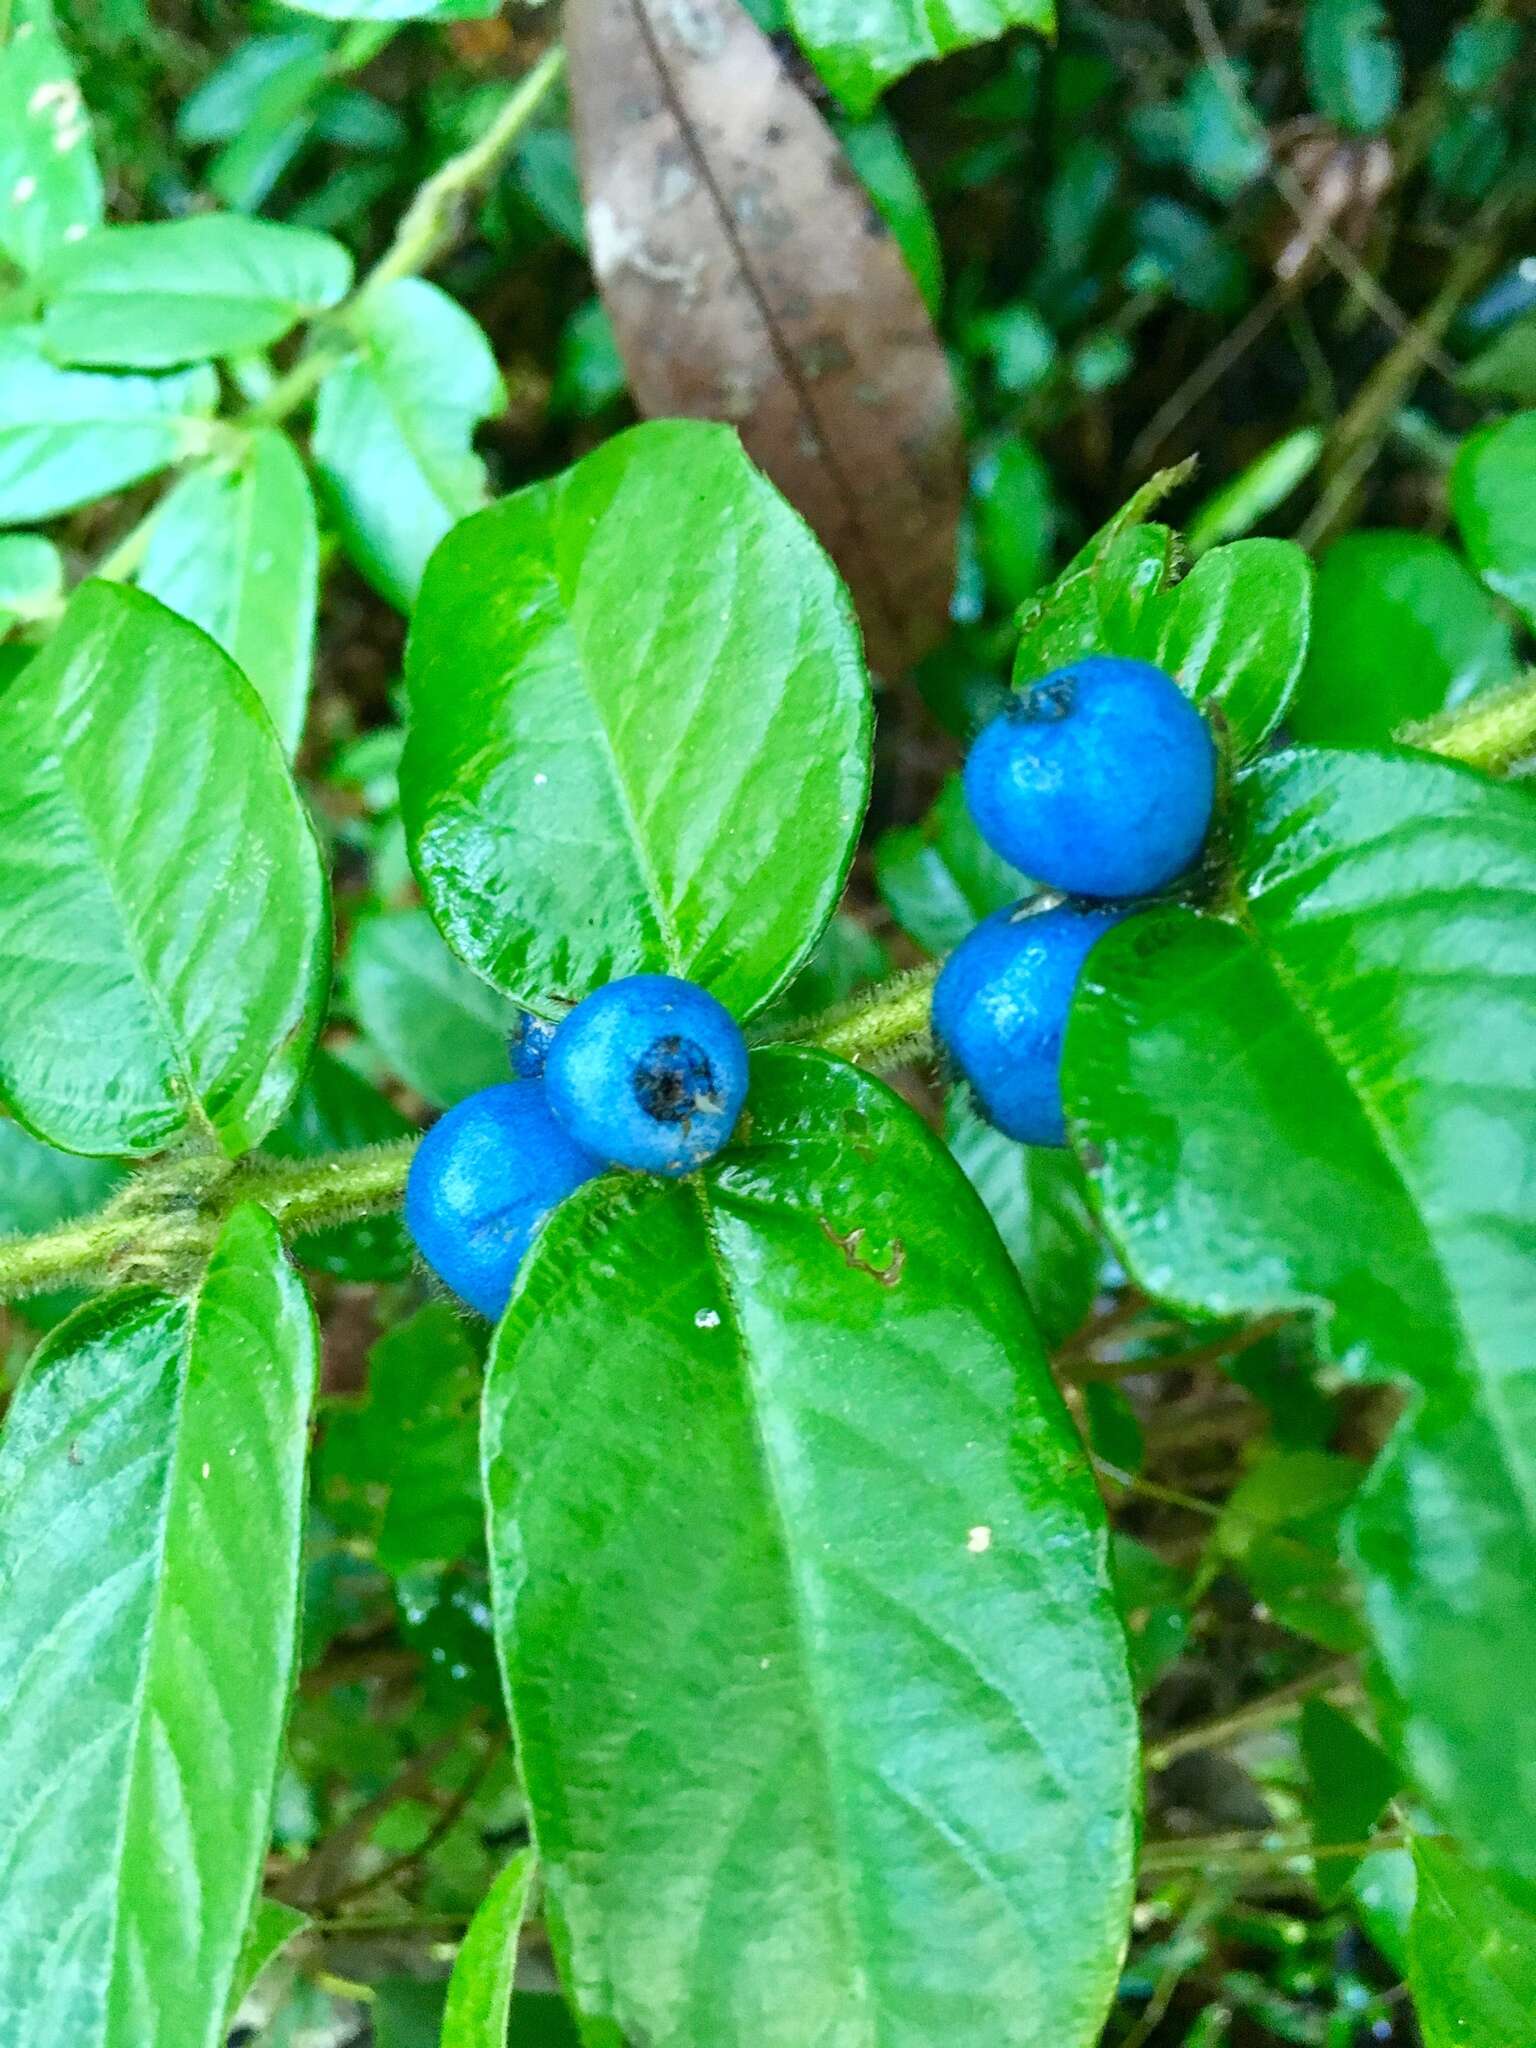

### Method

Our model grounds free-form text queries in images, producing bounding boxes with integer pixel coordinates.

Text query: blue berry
[508,1010,558,1080]
[933,901,1130,1147]
[545,973,749,1177]
[964,655,1216,899]
[405,1082,601,1319]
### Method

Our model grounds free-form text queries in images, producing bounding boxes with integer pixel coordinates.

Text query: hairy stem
[1406,670,1536,777]
[0,972,937,1304]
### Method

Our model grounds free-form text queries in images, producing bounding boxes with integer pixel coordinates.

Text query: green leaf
[402,421,872,1018]
[440,1850,536,2048]
[1126,537,1313,755]
[265,1049,413,1282]
[485,1047,1137,2048]
[0,582,330,1157]
[834,112,944,317]
[39,215,352,370]
[875,773,1018,954]
[0,1205,317,2048]
[319,1302,483,1575]
[1452,411,1536,630]
[228,1898,311,2021]
[138,429,319,756]
[1299,1700,1400,1903]
[973,435,1057,611]
[1304,0,1401,133]
[946,1097,1100,1347]
[1291,532,1516,747]
[0,531,64,631]
[313,277,503,612]
[788,0,1055,117]
[0,1113,123,1234]
[1459,312,1536,405]
[1063,746,1536,1878]
[0,12,102,277]
[1210,1449,1367,1653]
[346,908,518,1110]
[1410,1838,1536,2048]
[0,332,217,525]
[1186,428,1323,554]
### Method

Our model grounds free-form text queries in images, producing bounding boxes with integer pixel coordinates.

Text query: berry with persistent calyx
[964,655,1216,899]
[933,900,1130,1147]
[405,1081,601,1319]
[545,973,749,1177]
[508,1010,558,1080]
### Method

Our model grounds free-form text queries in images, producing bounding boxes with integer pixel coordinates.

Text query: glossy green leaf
[0,1205,317,2048]
[973,436,1057,611]
[875,774,1019,954]
[0,333,217,525]
[788,0,1055,117]
[1410,1839,1536,2048]
[0,531,64,631]
[485,1047,1137,2048]
[40,215,352,369]
[1292,532,1516,746]
[313,278,502,612]
[402,422,872,1017]
[319,1303,483,1575]
[0,582,330,1157]
[265,1050,413,1281]
[0,1114,123,1234]
[1064,746,1536,1877]
[0,12,102,277]
[346,909,517,1109]
[138,429,319,756]
[946,1098,1099,1347]
[1459,312,1536,405]
[440,1850,536,2048]
[1127,538,1313,755]
[1452,411,1536,629]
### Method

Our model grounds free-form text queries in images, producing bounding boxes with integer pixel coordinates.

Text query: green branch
[0,977,936,1306]
[1405,670,1536,777]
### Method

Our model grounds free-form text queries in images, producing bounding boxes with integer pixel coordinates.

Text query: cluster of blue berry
[406,974,749,1318]
[934,655,1217,1147]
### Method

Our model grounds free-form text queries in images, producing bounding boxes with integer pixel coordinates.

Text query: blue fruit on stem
[964,655,1216,899]
[508,1010,558,1080]
[405,1081,601,1319]
[546,973,749,1177]
[933,900,1131,1147]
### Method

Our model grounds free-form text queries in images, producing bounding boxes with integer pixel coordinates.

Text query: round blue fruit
[933,901,1130,1147]
[507,1010,557,1080]
[405,1081,601,1319]
[963,655,1216,899]
[545,973,749,1177]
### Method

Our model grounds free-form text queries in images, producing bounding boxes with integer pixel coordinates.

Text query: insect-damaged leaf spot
[566,0,964,678]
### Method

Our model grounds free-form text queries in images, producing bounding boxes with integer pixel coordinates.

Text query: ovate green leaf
[346,909,517,1110]
[486,1048,1137,2048]
[0,333,217,525]
[1064,747,1536,1877]
[402,421,872,1017]
[0,583,330,1157]
[313,278,502,612]
[138,429,319,756]
[0,1206,317,2048]
[40,215,352,370]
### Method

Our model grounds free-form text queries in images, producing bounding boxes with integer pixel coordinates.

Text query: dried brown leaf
[566,0,964,677]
